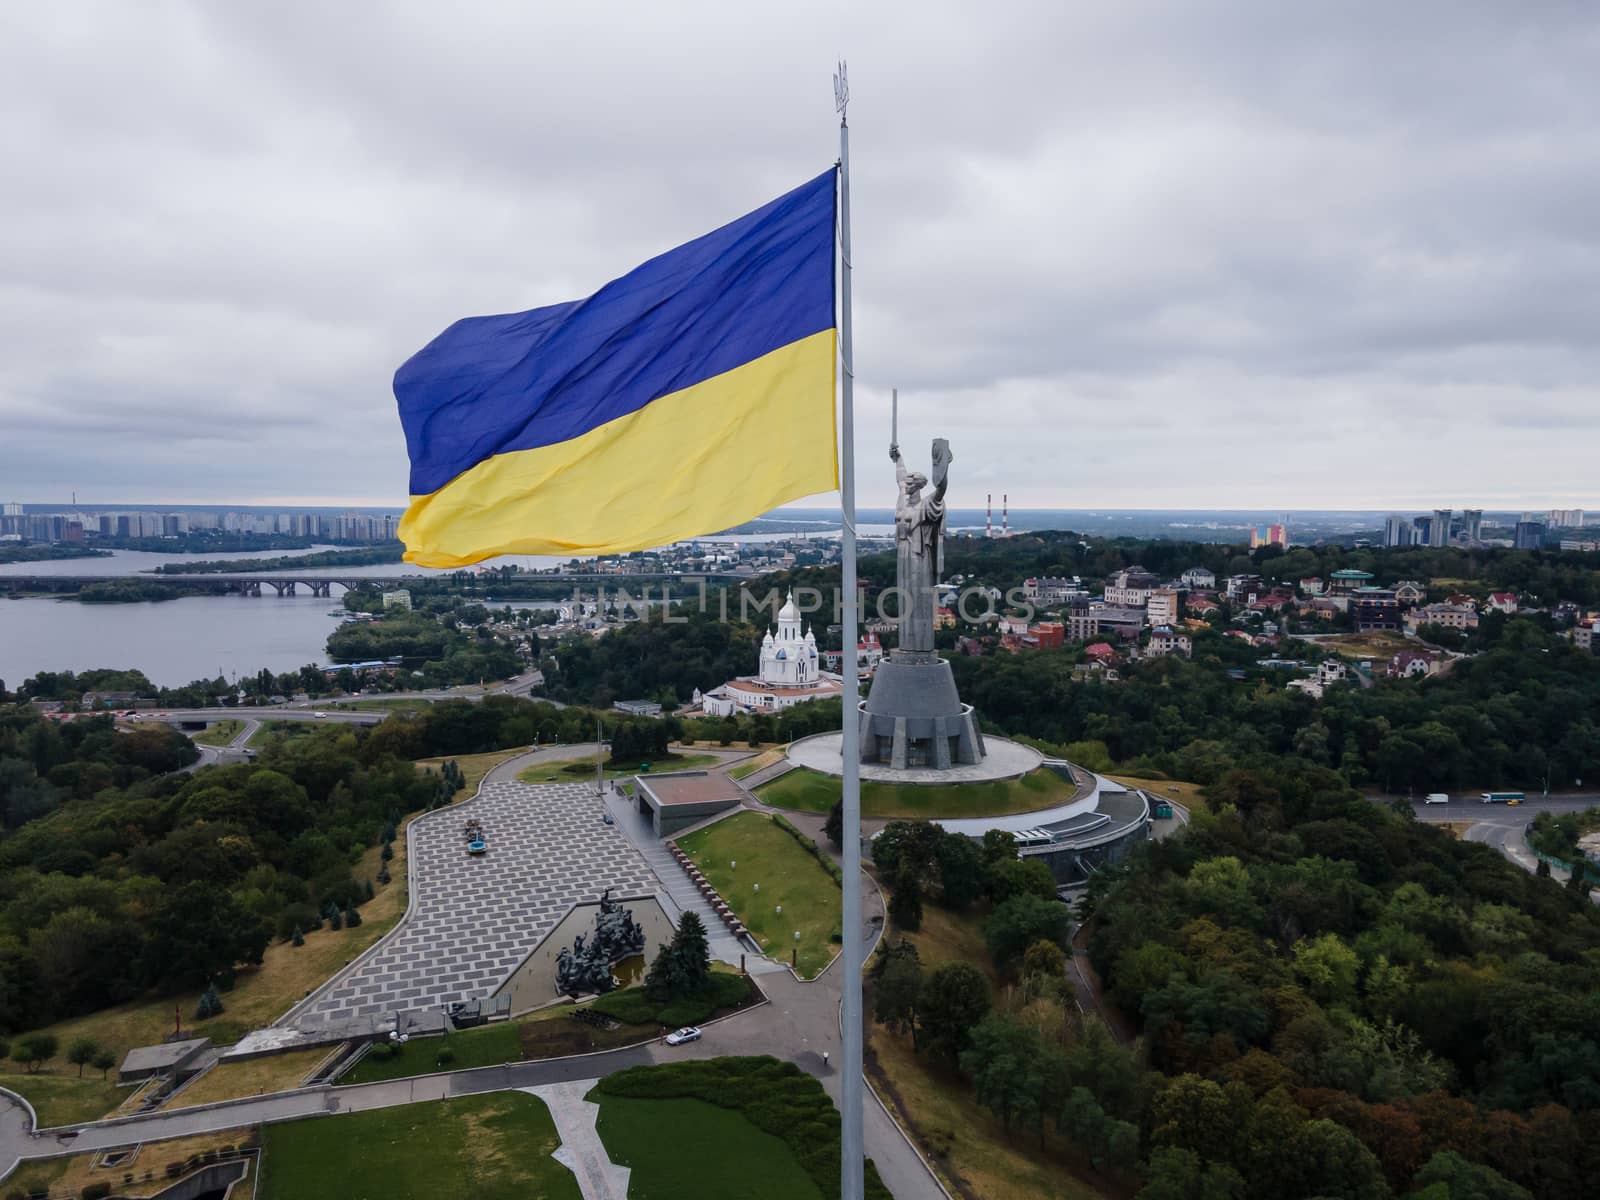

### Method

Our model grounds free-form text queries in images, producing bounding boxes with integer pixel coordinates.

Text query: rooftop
[636,771,747,807]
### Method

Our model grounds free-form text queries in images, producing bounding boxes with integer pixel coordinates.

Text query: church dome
[778,591,801,622]
[776,648,787,660]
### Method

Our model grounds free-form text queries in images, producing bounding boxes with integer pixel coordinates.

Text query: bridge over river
[0,571,736,597]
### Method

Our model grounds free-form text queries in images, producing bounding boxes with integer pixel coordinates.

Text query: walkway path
[523,1080,629,1200]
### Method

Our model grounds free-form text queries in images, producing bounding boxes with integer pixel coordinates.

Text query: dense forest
[1080,759,1600,1199]
[0,708,444,1028]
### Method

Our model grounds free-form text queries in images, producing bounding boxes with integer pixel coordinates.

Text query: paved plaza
[787,730,1043,783]
[281,780,656,1031]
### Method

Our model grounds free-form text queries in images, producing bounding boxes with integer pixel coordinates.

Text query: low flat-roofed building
[634,771,745,838]
[119,1037,212,1084]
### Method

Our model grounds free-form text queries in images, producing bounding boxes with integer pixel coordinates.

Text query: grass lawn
[342,995,669,1084]
[678,812,840,977]
[866,909,1114,1200]
[1110,775,1206,814]
[12,808,417,1080]
[0,1070,127,1127]
[729,749,782,780]
[162,1046,330,1109]
[758,765,1079,819]
[248,719,315,748]
[1319,630,1415,660]
[593,1095,822,1200]
[417,747,528,801]
[329,697,432,712]
[516,750,722,785]
[191,718,243,746]
[2,1130,253,1199]
[259,1091,579,1200]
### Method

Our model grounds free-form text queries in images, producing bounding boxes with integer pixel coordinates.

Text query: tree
[935,832,985,910]
[960,1015,1048,1135]
[873,941,923,1050]
[11,1034,58,1074]
[1292,932,1360,1007]
[889,861,924,931]
[344,905,362,928]
[1136,1146,1246,1200]
[644,911,710,1003]
[984,894,1069,970]
[1411,1150,1532,1200]
[141,882,267,992]
[91,1048,117,1079]
[67,1036,101,1077]
[824,799,843,849]
[291,924,305,947]
[195,983,225,1020]
[918,962,990,1060]
[1022,939,1068,980]
[989,857,1058,904]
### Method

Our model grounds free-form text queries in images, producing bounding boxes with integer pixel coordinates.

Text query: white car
[664,1026,702,1046]
[1424,793,1449,805]
[313,712,327,719]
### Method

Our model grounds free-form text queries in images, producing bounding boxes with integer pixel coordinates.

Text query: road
[1411,792,1600,883]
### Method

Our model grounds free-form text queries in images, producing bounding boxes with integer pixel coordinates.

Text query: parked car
[1424,793,1449,804]
[664,1026,702,1046]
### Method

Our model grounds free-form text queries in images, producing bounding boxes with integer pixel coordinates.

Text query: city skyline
[3,4,1600,510]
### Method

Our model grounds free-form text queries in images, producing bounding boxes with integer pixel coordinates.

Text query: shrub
[592,988,659,1026]
[435,1047,455,1067]
[657,999,715,1027]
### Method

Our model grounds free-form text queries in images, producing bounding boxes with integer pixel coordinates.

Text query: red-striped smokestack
[1002,494,1009,537]
[986,494,992,538]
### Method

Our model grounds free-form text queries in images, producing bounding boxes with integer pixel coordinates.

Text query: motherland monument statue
[858,398,985,770]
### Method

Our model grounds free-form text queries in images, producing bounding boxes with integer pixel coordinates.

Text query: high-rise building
[1461,509,1483,541]
[1383,515,1412,547]
[1548,509,1586,528]
[1514,521,1545,550]
[1,502,22,517]
[1411,515,1433,545]
[1431,509,1452,548]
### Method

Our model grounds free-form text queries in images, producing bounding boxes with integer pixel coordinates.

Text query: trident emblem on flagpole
[834,60,849,120]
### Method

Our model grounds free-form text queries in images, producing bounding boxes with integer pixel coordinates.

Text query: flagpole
[833,60,865,1200]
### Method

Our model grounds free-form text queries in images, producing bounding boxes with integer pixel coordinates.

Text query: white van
[1424,793,1449,804]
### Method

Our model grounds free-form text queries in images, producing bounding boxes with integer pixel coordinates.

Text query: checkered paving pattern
[283,780,656,1030]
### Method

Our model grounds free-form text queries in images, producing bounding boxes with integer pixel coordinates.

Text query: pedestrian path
[602,789,754,967]
[522,1080,629,1200]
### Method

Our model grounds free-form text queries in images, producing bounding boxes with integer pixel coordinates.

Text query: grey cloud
[2,1,1598,510]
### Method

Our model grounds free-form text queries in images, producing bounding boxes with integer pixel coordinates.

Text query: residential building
[822,631,884,675]
[1224,574,1264,604]
[1461,509,1484,541]
[1548,508,1586,528]
[1391,580,1426,606]
[1093,605,1146,641]
[1146,628,1192,658]
[1299,577,1325,596]
[1411,515,1433,545]
[1317,659,1349,685]
[1406,602,1479,632]
[1514,521,1545,550]
[1487,592,1519,614]
[1023,576,1085,606]
[1560,539,1600,552]
[934,607,956,630]
[382,589,413,612]
[1180,567,1215,589]
[1431,509,1452,547]
[1104,567,1160,607]
[612,699,663,717]
[1328,569,1374,594]
[1387,650,1437,678]
[1287,678,1325,700]
[1146,589,1181,627]
[1383,515,1412,547]
[1250,523,1288,549]
[1351,589,1401,632]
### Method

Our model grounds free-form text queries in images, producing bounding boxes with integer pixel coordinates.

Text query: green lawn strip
[678,812,841,978]
[757,765,1074,818]
[259,1090,580,1200]
[342,1020,522,1083]
[247,720,312,748]
[593,1095,823,1200]
[590,1056,890,1200]
[517,752,722,785]
[191,719,242,747]
[0,1071,127,1127]
[343,976,755,1084]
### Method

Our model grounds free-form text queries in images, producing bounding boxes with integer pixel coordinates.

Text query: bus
[1481,791,1526,804]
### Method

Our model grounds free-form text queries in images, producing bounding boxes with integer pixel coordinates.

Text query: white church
[697,592,844,717]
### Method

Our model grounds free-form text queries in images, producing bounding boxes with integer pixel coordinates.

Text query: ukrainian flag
[395,169,839,567]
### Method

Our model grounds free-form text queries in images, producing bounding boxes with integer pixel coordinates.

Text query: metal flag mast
[833,58,866,1200]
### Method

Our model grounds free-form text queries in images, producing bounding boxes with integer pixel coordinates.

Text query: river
[0,547,577,688]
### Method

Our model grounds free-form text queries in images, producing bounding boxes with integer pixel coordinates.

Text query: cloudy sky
[3,2,1598,512]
